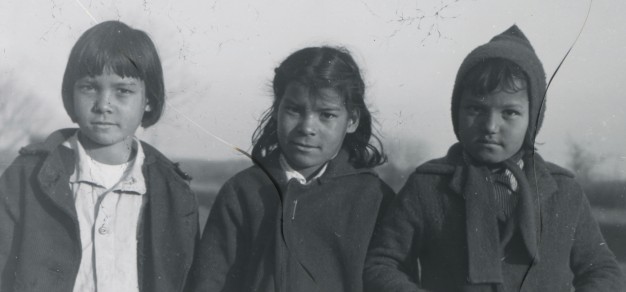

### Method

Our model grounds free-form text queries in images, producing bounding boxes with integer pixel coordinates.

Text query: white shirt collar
[279,154,328,185]
[66,132,147,194]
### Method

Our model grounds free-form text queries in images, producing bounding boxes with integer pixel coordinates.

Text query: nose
[483,112,500,134]
[93,90,113,113]
[297,113,318,136]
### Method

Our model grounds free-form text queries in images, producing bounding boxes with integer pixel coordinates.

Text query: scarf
[464,152,540,284]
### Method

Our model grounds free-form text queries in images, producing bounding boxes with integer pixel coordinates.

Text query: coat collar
[258,148,373,186]
[420,143,563,283]
[418,143,559,201]
[28,128,194,218]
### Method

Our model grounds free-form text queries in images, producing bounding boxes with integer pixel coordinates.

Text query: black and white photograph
[1,0,625,291]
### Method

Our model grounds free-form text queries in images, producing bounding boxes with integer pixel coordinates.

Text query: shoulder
[18,128,76,158]
[343,168,396,197]
[9,129,76,175]
[226,163,276,187]
[533,155,578,186]
[140,141,192,182]
[0,154,41,185]
[211,164,276,213]
[540,159,583,196]
[413,144,463,176]
[414,157,456,175]
[217,162,279,197]
[543,160,575,178]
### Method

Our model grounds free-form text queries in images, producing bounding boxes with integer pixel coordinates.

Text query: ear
[145,103,152,112]
[346,110,360,134]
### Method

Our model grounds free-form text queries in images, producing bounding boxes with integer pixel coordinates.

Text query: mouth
[476,138,500,146]
[91,121,117,128]
[290,141,318,150]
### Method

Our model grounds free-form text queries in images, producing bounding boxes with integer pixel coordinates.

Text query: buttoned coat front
[188,150,395,292]
[0,129,199,292]
[364,144,624,292]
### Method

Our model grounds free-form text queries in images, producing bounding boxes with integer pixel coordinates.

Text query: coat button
[98,226,109,235]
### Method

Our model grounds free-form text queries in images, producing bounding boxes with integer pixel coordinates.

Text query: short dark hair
[61,21,165,128]
[252,46,386,168]
[461,58,528,96]
[458,58,534,150]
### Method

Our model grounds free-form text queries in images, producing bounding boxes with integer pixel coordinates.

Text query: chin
[88,135,125,147]
[472,151,506,164]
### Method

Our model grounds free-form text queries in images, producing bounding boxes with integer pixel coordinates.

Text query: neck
[299,164,325,181]
[78,132,135,165]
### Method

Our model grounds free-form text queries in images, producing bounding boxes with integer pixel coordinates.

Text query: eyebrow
[113,81,140,86]
[461,98,487,105]
[502,103,526,110]
[316,104,343,110]
[462,98,527,110]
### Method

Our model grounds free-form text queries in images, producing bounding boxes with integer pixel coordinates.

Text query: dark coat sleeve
[364,172,430,292]
[187,178,247,292]
[0,156,29,291]
[568,182,625,291]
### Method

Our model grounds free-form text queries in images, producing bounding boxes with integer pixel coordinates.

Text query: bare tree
[567,139,599,184]
[0,77,44,154]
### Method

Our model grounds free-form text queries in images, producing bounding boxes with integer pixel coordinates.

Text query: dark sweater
[188,150,394,292]
[364,144,624,292]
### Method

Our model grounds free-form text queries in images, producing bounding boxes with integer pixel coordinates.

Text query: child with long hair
[188,46,394,292]
[0,21,198,292]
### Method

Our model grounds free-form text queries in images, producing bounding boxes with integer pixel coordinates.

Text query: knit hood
[451,25,547,149]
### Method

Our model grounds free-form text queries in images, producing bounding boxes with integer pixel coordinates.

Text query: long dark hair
[251,46,386,168]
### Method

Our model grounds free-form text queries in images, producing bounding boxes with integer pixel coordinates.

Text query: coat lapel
[141,146,197,292]
[523,153,559,257]
[36,135,78,221]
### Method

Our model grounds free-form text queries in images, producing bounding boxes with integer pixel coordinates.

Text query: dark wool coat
[0,129,199,292]
[364,144,624,292]
[187,150,394,292]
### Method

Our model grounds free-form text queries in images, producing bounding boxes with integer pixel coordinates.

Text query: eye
[463,105,482,115]
[76,83,96,93]
[284,106,297,114]
[321,112,337,120]
[117,87,135,95]
[502,109,521,118]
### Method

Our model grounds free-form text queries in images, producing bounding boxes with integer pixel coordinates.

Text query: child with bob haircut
[188,46,395,292]
[0,21,198,292]
[364,25,624,291]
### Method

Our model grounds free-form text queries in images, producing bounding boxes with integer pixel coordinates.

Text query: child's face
[276,83,358,177]
[457,87,529,164]
[73,70,147,149]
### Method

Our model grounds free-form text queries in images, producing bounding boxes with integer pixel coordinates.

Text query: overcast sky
[1,0,625,179]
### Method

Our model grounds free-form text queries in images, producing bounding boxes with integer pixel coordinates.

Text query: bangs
[71,38,146,81]
[279,54,362,110]
[62,21,165,128]
[463,58,528,96]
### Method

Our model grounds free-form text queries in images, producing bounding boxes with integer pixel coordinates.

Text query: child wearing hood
[364,25,624,292]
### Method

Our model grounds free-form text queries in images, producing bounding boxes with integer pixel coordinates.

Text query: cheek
[73,99,90,118]
[277,113,296,131]
[276,116,292,142]
[457,120,475,138]
[457,113,473,129]
[128,95,149,120]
